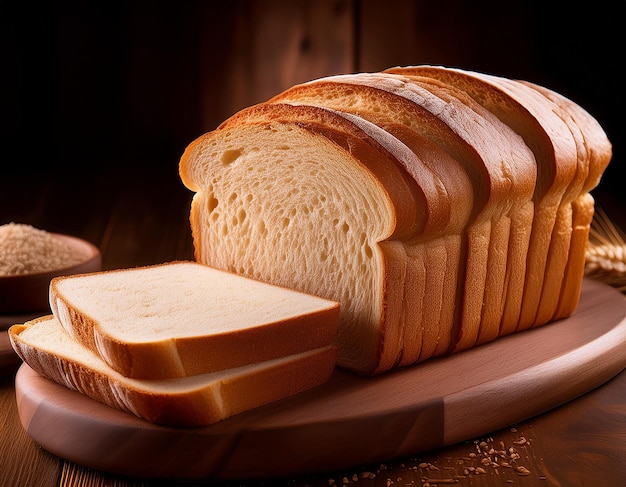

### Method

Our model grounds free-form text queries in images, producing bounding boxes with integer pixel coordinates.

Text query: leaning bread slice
[9,316,336,428]
[49,261,340,379]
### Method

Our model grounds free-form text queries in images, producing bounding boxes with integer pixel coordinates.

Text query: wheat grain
[0,223,85,276]
[585,209,626,292]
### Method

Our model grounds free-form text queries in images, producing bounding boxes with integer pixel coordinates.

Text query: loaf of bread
[179,65,611,376]
[49,261,340,379]
[268,71,538,354]
[9,316,336,427]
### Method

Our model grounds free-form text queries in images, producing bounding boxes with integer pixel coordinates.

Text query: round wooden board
[14,279,626,482]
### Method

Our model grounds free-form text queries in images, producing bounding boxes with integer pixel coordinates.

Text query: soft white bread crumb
[49,261,339,379]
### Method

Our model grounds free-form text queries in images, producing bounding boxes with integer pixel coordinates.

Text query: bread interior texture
[51,263,334,340]
[182,121,395,373]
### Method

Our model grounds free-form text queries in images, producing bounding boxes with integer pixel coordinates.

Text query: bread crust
[9,316,337,427]
[520,81,611,321]
[49,262,340,379]
[384,66,600,335]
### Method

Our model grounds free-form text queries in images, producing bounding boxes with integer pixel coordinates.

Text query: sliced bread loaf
[179,66,612,376]
[9,316,336,427]
[270,71,538,353]
[383,65,579,335]
[49,261,340,379]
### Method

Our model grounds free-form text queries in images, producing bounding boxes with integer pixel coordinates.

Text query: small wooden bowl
[0,234,101,315]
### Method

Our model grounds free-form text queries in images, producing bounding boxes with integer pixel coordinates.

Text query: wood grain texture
[4,371,626,486]
[197,0,356,130]
[0,377,61,487]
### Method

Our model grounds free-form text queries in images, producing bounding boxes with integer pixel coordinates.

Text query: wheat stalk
[585,208,626,292]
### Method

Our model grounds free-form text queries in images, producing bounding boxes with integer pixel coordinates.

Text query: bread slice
[49,261,340,379]
[9,316,336,427]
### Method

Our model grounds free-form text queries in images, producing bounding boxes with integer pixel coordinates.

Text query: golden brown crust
[49,262,340,379]
[519,81,611,321]
[9,316,337,428]
[383,66,599,336]
[383,65,577,201]
[519,80,612,193]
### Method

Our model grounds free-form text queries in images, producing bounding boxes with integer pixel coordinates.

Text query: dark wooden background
[1,0,623,270]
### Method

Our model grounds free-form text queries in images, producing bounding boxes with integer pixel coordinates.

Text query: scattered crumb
[301,430,537,486]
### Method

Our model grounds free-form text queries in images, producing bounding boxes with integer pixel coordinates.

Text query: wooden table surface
[0,169,625,487]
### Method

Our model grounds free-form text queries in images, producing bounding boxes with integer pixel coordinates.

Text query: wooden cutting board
[13,279,626,482]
